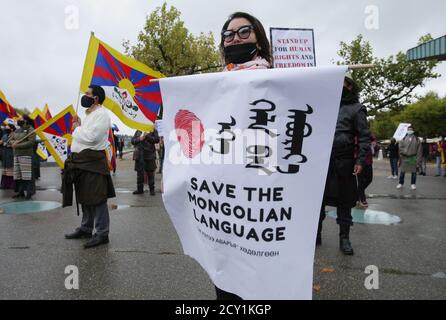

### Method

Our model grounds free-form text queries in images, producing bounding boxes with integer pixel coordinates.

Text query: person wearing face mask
[209,11,273,300]
[220,12,272,72]
[9,115,36,199]
[63,85,116,249]
[131,129,160,195]
[0,124,16,189]
[317,72,371,255]
[397,126,422,190]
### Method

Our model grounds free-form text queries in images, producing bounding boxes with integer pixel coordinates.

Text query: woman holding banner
[212,11,273,300]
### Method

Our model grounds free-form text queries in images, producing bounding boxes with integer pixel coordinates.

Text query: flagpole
[6,128,36,145]
[147,64,376,83]
[75,31,95,114]
[74,91,82,113]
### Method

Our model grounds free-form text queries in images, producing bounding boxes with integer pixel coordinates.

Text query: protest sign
[159,66,346,299]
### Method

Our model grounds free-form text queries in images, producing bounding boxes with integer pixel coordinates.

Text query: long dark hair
[220,12,271,65]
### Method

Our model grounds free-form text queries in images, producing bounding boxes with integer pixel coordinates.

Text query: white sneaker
[396,184,403,189]
[393,175,398,179]
[411,184,417,190]
[387,175,393,179]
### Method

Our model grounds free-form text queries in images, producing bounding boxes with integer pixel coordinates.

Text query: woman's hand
[353,164,363,176]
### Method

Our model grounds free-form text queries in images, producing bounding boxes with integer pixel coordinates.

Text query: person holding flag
[63,85,116,249]
[80,33,164,133]
[10,115,36,199]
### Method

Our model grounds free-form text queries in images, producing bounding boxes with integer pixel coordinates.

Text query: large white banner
[159,66,346,299]
[270,28,316,68]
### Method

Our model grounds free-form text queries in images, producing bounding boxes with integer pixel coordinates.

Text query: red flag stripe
[133,75,157,89]
[93,65,118,82]
[134,97,158,122]
[98,44,125,81]
[137,91,163,105]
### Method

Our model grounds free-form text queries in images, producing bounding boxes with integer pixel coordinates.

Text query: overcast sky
[1,0,445,135]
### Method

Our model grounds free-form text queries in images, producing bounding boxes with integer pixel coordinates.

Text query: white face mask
[407,130,414,135]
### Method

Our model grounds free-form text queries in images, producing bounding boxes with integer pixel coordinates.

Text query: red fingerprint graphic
[175,110,205,158]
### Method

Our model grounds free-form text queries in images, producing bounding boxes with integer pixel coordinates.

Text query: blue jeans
[436,156,444,176]
[399,172,416,185]
[390,158,398,176]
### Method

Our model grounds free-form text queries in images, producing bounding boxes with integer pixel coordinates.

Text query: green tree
[14,107,30,115]
[370,111,399,140]
[337,35,440,116]
[123,3,221,77]
[371,92,446,139]
[394,92,446,137]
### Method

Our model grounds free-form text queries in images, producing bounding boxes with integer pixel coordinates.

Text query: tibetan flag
[29,108,51,160]
[0,90,19,123]
[80,34,164,132]
[36,141,49,161]
[29,108,47,128]
[34,105,76,169]
[105,128,117,172]
[42,104,52,120]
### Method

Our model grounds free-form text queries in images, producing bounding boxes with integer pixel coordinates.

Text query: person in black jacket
[420,138,430,176]
[387,138,399,179]
[317,72,371,255]
[131,129,160,195]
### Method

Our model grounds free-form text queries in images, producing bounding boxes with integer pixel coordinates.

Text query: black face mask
[17,120,25,127]
[224,43,258,64]
[341,85,358,103]
[81,95,95,108]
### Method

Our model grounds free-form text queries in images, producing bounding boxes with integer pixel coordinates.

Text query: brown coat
[62,149,115,209]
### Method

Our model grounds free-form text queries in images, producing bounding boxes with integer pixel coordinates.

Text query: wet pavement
[0,156,445,299]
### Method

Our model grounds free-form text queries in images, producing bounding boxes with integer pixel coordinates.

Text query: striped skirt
[14,156,33,181]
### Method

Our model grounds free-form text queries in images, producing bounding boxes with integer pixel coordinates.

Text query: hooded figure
[318,72,372,255]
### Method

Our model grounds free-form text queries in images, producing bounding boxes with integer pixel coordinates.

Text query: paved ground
[0,155,445,300]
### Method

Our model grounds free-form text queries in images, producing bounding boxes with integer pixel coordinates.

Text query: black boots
[65,228,93,239]
[83,235,109,249]
[12,192,25,199]
[339,224,354,255]
[12,180,33,199]
[316,222,354,255]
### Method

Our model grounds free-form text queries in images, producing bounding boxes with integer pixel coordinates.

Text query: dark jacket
[323,93,372,208]
[131,130,160,161]
[387,143,399,159]
[10,126,36,157]
[421,142,430,158]
[332,101,370,166]
[62,149,115,212]
[1,131,14,168]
